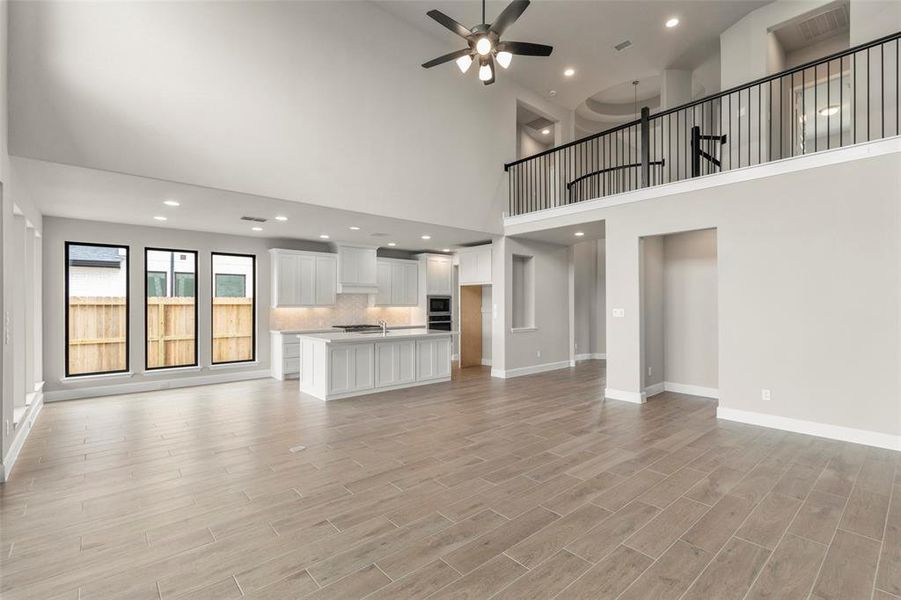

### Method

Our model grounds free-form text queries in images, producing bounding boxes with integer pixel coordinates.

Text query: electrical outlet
[647,366,653,376]
[761,389,771,401]
[612,308,625,318]
[537,350,541,358]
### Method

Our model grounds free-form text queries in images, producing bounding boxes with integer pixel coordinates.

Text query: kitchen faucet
[377,319,388,336]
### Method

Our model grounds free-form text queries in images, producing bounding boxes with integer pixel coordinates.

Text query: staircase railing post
[640,106,650,187]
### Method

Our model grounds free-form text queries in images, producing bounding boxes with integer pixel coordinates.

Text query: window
[214,273,246,297]
[174,272,195,297]
[65,242,129,376]
[146,271,167,297]
[211,252,255,364]
[145,248,197,370]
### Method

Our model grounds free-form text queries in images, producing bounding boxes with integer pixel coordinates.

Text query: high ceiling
[377,0,770,110]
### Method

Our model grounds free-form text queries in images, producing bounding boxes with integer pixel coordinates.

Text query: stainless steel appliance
[427,296,452,331]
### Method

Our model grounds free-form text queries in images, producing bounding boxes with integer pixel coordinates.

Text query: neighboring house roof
[69,245,124,268]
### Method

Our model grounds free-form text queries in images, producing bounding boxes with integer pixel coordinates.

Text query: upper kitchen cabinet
[418,254,453,296]
[457,244,492,285]
[373,258,418,306]
[336,244,378,294]
[270,249,336,307]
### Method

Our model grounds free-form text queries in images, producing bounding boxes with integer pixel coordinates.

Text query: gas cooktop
[332,324,382,332]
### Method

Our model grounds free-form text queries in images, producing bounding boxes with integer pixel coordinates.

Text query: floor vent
[614,40,632,52]
[241,216,267,223]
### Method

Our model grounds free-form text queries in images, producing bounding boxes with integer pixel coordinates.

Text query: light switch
[612,308,625,318]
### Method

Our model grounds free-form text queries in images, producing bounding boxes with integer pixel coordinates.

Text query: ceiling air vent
[614,40,632,52]
[240,216,267,223]
[796,4,849,43]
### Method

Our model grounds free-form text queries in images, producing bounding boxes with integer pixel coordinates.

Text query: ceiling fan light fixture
[479,62,493,81]
[496,51,513,69]
[476,36,493,56]
[456,54,474,73]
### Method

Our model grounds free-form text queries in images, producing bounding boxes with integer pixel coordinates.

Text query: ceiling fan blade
[489,0,530,35]
[426,10,471,39]
[497,41,553,56]
[421,48,472,69]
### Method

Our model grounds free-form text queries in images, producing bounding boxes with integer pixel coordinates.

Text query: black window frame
[64,241,131,378]
[144,247,199,371]
[210,252,256,365]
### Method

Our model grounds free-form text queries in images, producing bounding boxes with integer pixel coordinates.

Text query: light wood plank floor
[1,362,899,599]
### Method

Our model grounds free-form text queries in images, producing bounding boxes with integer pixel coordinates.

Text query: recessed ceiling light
[541,128,550,135]
[319,234,330,239]
[163,200,180,207]
[349,226,361,231]
[387,242,397,247]
[153,216,167,221]
[274,215,288,221]
[421,235,431,240]
[665,17,679,28]
[819,105,840,116]
[574,231,585,237]
[251,226,263,232]
[563,68,575,77]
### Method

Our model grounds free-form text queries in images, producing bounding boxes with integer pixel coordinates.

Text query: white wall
[494,237,570,375]
[573,238,605,359]
[850,0,901,45]
[517,147,900,442]
[8,1,572,235]
[481,285,493,363]
[663,229,718,390]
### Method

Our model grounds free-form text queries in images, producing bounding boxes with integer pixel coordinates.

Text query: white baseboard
[717,407,901,452]
[575,353,606,361]
[664,382,719,399]
[44,369,272,402]
[604,388,646,404]
[644,382,665,397]
[1,393,43,482]
[491,360,571,379]
[480,358,492,367]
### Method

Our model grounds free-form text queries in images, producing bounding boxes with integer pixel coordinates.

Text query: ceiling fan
[421,0,553,85]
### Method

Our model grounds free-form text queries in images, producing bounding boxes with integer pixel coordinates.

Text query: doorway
[460,285,490,368]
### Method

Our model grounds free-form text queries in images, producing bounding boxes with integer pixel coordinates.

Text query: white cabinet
[416,337,452,381]
[271,332,301,380]
[420,254,453,295]
[270,249,336,307]
[374,340,416,387]
[373,258,418,306]
[328,343,374,395]
[458,245,492,285]
[337,245,378,294]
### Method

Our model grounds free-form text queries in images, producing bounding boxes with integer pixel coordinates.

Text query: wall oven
[428,296,451,314]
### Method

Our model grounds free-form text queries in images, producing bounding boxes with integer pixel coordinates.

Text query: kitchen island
[297,329,456,400]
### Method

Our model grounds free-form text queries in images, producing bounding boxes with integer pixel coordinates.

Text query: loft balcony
[503,32,901,220]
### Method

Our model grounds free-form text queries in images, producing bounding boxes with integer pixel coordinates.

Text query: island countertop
[296,328,457,343]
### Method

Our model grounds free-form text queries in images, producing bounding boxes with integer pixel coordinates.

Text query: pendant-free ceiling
[421,0,553,86]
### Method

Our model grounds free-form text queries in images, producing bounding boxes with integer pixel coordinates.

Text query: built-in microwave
[428,314,452,331]
[428,296,451,314]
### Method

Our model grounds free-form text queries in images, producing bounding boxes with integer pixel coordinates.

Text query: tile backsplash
[270,294,423,331]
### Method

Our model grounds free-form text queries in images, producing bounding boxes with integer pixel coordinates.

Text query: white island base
[298,329,455,401]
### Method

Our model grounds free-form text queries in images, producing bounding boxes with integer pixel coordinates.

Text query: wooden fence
[67,297,253,374]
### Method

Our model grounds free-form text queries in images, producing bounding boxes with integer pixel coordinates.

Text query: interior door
[460,285,482,368]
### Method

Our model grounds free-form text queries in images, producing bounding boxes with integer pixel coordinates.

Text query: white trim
[505,137,901,233]
[44,369,272,402]
[62,371,134,382]
[480,358,492,366]
[1,394,43,482]
[664,382,720,399]
[575,353,606,361]
[208,360,261,370]
[491,360,571,379]
[510,327,538,333]
[143,365,203,375]
[717,407,901,452]
[644,382,665,397]
[604,388,646,404]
